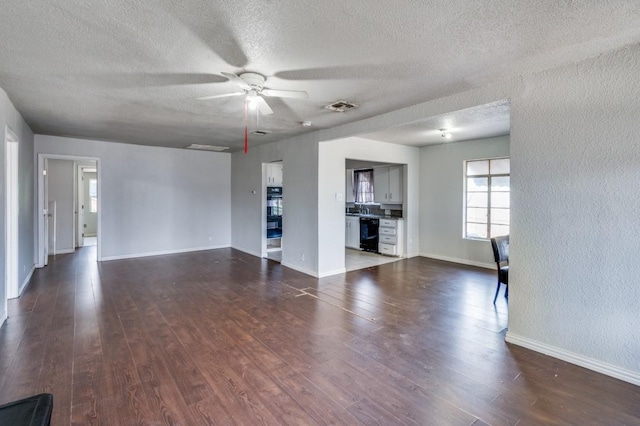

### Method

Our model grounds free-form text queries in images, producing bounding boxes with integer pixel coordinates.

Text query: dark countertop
[346,213,402,220]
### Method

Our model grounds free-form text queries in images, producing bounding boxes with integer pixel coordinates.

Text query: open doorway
[77,163,98,248]
[37,154,101,266]
[344,159,406,272]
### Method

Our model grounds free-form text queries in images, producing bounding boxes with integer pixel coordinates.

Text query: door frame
[4,126,19,300]
[37,154,101,266]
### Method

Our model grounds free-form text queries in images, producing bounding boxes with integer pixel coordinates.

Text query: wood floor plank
[0,247,638,425]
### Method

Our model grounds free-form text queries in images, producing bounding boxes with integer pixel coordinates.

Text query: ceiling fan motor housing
[239,72,266,90]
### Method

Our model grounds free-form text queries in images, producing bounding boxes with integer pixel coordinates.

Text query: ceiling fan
[197,72,308,116]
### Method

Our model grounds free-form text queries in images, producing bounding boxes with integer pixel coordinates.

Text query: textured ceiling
[1,1,640,151]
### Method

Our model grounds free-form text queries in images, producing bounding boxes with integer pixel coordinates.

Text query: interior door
[43,159,49,266]
[47,201,56,257]
[83,171,98,237]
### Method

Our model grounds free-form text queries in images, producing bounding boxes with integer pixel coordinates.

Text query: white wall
[47,159,75,253]
[0,87,36,323]
[35,135,231,260]
[420,135,510,268]
[230,43,640,383]
[231,136,319,276]
[506,45,640,382]
[318,137,420,276]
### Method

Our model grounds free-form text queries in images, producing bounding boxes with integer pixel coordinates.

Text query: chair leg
[493,281,501,304]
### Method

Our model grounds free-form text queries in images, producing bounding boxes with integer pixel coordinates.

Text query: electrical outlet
[301,253,305,261]
[208,235,213,242]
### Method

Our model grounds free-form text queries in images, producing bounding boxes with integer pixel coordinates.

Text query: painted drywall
[420,135,510,268]
[231,136,319,276]
[35,135,231,260]
[506,45,640,379]
[0,87,35,321]
[229,43,640,382]
[83,171,98,236]
[47,159,75,253]
[317,137,420,276]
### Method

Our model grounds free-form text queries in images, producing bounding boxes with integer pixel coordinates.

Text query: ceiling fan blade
[262,88,308,99]
[221,72,251,90]
[197,92,244,100]
[254,96,274,115]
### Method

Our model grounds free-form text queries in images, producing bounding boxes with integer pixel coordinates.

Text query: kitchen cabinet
[374,165,403,203]
[346,169,355,203]
[266,162,283,187]
[378,218,404,257]
[345,216,360,249]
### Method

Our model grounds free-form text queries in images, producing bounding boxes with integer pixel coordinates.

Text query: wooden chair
[490,235,509,304]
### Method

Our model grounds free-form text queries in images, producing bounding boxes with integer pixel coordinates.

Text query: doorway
[77,164,98,248]
[37,154,101,266]
[263,161,283,262]
[4,127,19,299]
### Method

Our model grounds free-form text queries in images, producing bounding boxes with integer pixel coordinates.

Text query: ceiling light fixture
[302,121,312,127]
[439,128,452,140]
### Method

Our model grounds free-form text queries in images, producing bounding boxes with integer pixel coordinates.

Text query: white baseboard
[419,252,494,270]
[18,264,36,296]
[281,262,319,278]
[230,245,263,259]
[318,268,347,278]
[506,332,640,386]
[101,244,230,261]
[53,248,75,255]
[406,252,420,258]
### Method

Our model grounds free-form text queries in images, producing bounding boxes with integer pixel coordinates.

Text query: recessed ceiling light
[302,121,312,127]
[439,129,452,140]
[184,144,229,152]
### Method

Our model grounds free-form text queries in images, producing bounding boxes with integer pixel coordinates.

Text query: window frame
[463,157,510,240]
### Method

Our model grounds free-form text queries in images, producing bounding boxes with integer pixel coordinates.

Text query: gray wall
[231,136,319,275]
[230,44,640,382]
[0,87,35,323]
[47,159,75,253]
[420,135,510,267]
[35,135,231,260]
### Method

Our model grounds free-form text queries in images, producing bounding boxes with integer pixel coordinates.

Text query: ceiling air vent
[324,100,359,112]
[251,130,272,136]
[184,144,229,152]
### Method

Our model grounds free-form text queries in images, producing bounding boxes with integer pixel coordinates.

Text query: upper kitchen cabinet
[346,169,355,203]
[374,165,403,203]
[266,162,283,187]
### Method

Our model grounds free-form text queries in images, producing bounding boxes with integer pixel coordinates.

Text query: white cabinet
[346,169,355,203]
[266,162,283,187]
[378,218,404,257]
[374,165,403,203]
[345,216,360,249]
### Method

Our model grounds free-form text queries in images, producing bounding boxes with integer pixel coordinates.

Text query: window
[464,158,510,239]
[353,169,375,204]
[89,179,98,213]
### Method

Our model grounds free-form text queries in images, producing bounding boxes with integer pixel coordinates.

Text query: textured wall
[35,135,231,260]
[231,135,319,275]
[508,45,640,374]
[420,135,510,267]
[0,87,35,314]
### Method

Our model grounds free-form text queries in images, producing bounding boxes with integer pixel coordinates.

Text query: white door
[47,201,56,256]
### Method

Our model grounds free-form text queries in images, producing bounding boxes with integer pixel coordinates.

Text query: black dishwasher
[360,217,379,253]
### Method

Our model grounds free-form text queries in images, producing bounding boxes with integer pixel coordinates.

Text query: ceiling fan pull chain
[244,97,249,154]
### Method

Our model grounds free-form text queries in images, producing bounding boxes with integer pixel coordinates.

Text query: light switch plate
[335,193,343,201]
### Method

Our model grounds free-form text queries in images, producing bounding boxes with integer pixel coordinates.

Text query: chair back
[491,235,509,265]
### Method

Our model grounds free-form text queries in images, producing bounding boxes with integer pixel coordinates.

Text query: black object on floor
[0,393,53,426]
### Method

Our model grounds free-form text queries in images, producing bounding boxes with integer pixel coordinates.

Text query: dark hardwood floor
[1,248,638,425]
